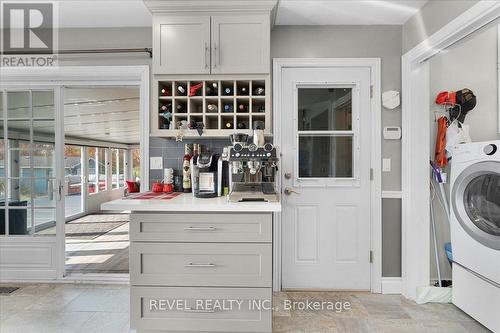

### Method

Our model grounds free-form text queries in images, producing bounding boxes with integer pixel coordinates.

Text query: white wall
[429,21,500,280]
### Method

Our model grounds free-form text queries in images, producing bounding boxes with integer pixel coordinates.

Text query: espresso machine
[223,129,279,202]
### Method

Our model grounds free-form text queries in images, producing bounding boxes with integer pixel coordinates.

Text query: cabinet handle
[184,263,216,268]
[184,308,215,313]
[213,43,218,68]
[204,42,209,69]
[184,226,216,231]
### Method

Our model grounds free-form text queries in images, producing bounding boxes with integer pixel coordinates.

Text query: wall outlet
[150,157,163,170]
[382,158,391,172]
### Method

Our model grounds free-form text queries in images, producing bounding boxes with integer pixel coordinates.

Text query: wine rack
[152,77,270,138]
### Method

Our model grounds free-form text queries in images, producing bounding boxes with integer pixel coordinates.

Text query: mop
[415,163,452,304]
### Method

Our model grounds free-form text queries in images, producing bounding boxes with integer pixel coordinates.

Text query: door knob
[284,187,300,196]
[284,172,292,179]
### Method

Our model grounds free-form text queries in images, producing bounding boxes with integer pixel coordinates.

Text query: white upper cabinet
[153,15,211,74]
[152,14,270,75]
[210,15,270,74]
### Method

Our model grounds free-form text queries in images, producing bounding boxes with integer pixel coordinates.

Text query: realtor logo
[1,1,58,66]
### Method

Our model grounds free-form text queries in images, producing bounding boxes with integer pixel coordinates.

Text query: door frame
[401,1,500,300]
[0,65,149,281]
[273,58,382,293]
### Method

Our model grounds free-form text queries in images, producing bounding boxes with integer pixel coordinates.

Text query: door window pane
[2,207,29,235]
[298,136,353,178]
[464,174,500,236]
[298,88,352,131]
[33,90,55,119]
[34,208,56,236]
[7,91,30,118]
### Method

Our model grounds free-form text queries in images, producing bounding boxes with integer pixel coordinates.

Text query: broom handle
[430,199,442,287]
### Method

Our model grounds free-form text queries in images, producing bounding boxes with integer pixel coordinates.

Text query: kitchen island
[101,193,280,333]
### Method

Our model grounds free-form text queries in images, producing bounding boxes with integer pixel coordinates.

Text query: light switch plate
[150,157,163,170]
[382,158,391,172]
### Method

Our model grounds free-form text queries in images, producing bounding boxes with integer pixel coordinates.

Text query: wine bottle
[224,121,233,129]
[256,105,265,113]
[224,87,232,95]
[177,84,186,95]
[237,104,247,113]
[160,103,172,112]
[206,82,218,96]
[161,88,170,96]
[254,87,265,96]
[223,104,233,113]
[176,104,186,113]
[188,82,203,96]
[207,104,218,113]
[237,122,246,129]
[239,86,248,95]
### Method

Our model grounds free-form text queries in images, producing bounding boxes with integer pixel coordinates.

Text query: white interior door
[281,66,372,290]
[0,88,64,280]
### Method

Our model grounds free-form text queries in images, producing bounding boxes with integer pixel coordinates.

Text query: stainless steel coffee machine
[223,131,279,202]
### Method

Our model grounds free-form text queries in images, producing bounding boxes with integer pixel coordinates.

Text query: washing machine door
[452,161,500,250]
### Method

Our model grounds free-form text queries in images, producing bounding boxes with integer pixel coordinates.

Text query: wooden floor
[65,214,129,274]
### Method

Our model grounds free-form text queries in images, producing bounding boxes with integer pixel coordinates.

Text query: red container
[163,183,174,193]
[152,182,163,193]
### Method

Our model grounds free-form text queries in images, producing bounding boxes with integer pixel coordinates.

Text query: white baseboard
[381,277,402,294]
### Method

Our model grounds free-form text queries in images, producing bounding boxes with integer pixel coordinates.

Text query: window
[98,148,107,191]
[87,147,107,194]
[132,148,140,181]
[297,87,355,180]
[88,148,98,194]
[111,148,126,189]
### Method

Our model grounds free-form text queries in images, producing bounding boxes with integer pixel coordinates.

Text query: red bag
[434,117,448,168]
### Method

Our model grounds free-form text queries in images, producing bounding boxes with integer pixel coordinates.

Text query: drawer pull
[184,308,215,313]
[184,263,216,268]
[184,226,216,231]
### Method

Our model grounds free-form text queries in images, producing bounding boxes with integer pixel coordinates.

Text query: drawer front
[131,286,272,332]
[130,213,272,243]
[131,243,272,287]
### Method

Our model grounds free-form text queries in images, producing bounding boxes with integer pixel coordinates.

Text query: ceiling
[275,0,429,25]
[5,87,140,145]
[56,0,428,28]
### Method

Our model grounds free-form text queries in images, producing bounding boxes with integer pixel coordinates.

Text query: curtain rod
[2,48,153,58]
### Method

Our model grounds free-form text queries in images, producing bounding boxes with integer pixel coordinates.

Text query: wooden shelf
[152,77,271,137]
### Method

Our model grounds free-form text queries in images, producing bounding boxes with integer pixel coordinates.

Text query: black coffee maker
[191,153,222,198]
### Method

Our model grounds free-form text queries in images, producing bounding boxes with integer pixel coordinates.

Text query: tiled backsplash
[149,137,230,185]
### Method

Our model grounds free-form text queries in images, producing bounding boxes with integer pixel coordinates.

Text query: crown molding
[143,0,277,14]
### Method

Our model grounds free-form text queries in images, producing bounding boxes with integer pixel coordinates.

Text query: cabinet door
[153,15,211,74]
[211,15,270,74]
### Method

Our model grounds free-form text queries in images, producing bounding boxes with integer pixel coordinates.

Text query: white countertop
[100,193,281,212]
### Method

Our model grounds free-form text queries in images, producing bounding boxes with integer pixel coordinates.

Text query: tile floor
[0,284,491,333]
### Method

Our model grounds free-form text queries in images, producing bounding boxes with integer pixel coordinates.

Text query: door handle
[184,263,216,268]
[284,172,292,179]
[284,187,300,196]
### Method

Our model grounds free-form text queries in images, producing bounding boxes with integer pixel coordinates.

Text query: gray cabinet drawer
[131,286,272,332]
[131,243,272,287]
[130,213,272,243]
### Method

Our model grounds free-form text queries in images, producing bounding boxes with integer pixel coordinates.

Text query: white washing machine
[450,141,500,333]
